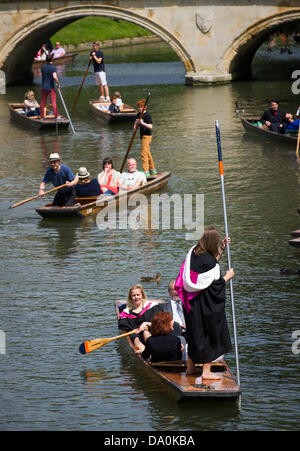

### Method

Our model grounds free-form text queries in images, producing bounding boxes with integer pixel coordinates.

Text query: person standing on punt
[134,99,157,178]
[90,40,110,101]
[39,153,78,206]
[175,226,234,380]
[40,54,61,119]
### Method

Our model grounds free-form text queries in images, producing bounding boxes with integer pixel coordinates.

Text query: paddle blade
[79,337,112,354]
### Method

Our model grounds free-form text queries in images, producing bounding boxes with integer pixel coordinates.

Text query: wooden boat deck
[115,299,241,402]
[8,103,69,131]
[32,52,77,70]
[89,99,137,124]
[36,172,170,218]
[240,117,298,145]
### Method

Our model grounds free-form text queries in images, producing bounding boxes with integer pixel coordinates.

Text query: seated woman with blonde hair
[141,311,183,363]
[118,284,164,353]
[24,90,40,117]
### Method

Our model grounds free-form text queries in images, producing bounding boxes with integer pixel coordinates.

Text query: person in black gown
[118,284,163,353]
[175,226,234,379]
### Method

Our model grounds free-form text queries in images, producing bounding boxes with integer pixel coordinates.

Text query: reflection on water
[0,42,300,431]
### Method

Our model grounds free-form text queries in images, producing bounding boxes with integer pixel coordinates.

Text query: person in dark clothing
[175,227,234,379]
[40,54,60,118]
[90,40,110,101]
[108,96,120,114]
[134,99,157,177]
[260,99,287,134]
[39,153,78,206]
[118,284,164,353]
[141,311,183,363]
[75,167,101,197]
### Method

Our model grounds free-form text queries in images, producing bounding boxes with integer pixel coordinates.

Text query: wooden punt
[240,117,298,145]
[8,103,69,131]
[36,171,170,218]
[89,99,137,124]
[289,237,300,248]
[32,52,77,70]
[115,299,241,402]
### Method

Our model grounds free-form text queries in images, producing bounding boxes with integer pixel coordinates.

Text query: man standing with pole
[40,54,60,119]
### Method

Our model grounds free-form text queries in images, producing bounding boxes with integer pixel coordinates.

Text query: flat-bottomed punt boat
[89,99,137,124]
[8,103,69,131]
[240,117,298,145]
[115,299,241,402]
[32,52,77,70]
[36,172,170,218]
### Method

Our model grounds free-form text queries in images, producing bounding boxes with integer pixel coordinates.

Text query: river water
[0,42,299,431]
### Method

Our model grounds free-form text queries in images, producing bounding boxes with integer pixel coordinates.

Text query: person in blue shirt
[40,54,60,119]
[284,113,300,132]
[39,153,78,206]
[75,167,102,197]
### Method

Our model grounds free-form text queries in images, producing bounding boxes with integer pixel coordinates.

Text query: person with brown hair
[97,157,121,196]
[175,226,234,379]
[134,98,157,177]
[141,311,183,363]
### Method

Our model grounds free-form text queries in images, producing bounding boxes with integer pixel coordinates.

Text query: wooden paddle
[79,328,140,354]
[71,60,91,112]
[119,92,151,173]
[9,183,68,209]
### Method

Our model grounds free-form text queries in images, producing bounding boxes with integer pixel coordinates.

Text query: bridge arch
[1,4,195,85]
[220,9,300,80]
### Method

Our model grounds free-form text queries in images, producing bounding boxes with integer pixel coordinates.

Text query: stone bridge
[1,0,300,86]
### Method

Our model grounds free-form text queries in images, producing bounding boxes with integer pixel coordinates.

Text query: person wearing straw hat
[39,153,78,206]
[75,167,102,197]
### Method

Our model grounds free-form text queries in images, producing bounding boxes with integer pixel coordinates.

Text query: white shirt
[170,298,185,327]
[121,170,147,188]
[51,48,66,58]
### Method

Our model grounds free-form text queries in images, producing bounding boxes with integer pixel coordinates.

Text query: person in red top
[97,157,121,196]
[260,99,287,134]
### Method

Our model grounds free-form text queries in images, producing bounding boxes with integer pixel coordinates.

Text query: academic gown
[118,302,164,343]
[176,251,232,364]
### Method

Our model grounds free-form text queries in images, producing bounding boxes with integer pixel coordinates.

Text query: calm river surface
[0,43,299,431]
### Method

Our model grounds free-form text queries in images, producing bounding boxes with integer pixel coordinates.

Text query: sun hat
[48,153,61,161]
[76,167,90,179]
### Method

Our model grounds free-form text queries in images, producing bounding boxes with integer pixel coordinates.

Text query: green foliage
[51,17,153,46]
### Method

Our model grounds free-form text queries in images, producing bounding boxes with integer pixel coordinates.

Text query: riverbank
[64,35,161,52]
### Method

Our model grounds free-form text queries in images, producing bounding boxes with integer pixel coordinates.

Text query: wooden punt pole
[215,119,241,387]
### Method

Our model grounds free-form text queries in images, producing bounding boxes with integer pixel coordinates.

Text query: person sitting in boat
[114,91,124,109]
[141,311,183,363]
[50,42,66,59]
[118,284,164,354]
[24,90,41,117]
[260,99,287,134]
[108,96,120,114]
[97,157,121,196]
[284,113,300,132]
[120,158,147,192]
[39,153,79,207]
[34,43,49,61]
[75,167,102,197]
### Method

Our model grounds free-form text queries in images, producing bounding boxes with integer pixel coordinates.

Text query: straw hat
[49,153,61,161]
[76,167,90,179]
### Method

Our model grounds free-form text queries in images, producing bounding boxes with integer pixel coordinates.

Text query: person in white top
[50,42,66,59]
[120,158,147,191]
